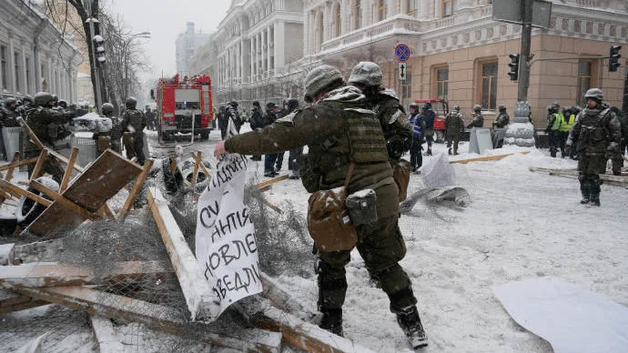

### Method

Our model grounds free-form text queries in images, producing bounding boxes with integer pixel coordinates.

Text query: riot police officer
[121,97,146,165]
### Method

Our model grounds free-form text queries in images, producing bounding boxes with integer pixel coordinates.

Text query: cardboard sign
[195,153,262,315]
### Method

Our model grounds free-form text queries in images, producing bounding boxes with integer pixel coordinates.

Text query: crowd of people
[0,93,150,182]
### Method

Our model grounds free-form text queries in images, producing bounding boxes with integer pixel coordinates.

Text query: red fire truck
[153,74,214,142]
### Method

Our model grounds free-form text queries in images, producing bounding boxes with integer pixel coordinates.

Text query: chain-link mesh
[0,170,314,352]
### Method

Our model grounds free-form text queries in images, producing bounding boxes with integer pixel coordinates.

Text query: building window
[0,45,7,90]
[481,62,498,110]
[355,0,362,29]
[407,0,416,16]
[436,67,449,101]
[335,3,342,37]
[442,0,458,18]
[25,56,30,94]
[378,0,387,21]
[401,68,412,108]
[14,52,21,93]
[576,60,592,107]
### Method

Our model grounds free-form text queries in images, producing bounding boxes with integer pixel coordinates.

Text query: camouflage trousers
[317,215,417,314]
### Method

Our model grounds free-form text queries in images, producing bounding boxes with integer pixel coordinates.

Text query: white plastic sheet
[494,277,628,353]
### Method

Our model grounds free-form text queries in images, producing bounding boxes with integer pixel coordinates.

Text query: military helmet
[408,102,419,109]
[51,94,58,102]
[34,92,53,107]
[473,104,482,111]
[4,97,17,107]
[102,103,115,116]
[126,97,137,110]
[348,61,383,88]
[229,101,238,107]
[22,95,33,104]
[58,100,68,109]
[287,98,299,111]
[584,88,603,102]
[498,105,507,111]
[304,65,344,103]
[452,105,460,112]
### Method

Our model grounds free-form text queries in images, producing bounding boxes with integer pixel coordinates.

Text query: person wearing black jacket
[218,105,228,139]
[249,101,263,161]
[262,102,279,176]
[422,102,435,155]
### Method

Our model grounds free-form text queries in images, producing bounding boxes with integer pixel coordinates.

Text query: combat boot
[396,306,428,349]
[448,148,452,155]
[580,189,590,204]
[589,193,600,207]
[319,308,343,337]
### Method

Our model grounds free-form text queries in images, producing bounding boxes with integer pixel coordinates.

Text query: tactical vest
[560,114,575,132]
[575,108,611,154]
[124,109,145,131]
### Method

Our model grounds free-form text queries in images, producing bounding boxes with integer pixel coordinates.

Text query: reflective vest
[560,114,575,132]
[551,113,564,131]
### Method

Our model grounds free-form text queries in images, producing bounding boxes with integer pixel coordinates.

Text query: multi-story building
[190,0,304,106]
[176,22,211,77]
[0,0,82,102]
[304,0,628,125]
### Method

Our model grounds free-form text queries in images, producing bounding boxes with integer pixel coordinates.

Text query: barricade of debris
[0,121,372,352]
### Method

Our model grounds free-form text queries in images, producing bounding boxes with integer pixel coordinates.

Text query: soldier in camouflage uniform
[566,88,621,206]
[214,65,428,350]
[348,62,412,162]
[24,92,68,181]
[121,97,146,165]
[608,106,627,176]
[96,103,123,154]
[445,105,465,155]
[466,104,484,128]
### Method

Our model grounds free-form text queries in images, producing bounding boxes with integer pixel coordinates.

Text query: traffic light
[609,45,621,72]
[93,35,106,65]
[508,54,519,81]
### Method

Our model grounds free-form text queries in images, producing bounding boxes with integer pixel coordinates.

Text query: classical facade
[0,0,82,102]
[304,0,628,125]
[176,22,211,77]
[189,0,304,105]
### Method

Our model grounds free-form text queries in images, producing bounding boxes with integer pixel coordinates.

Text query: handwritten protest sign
[195,153,262,315]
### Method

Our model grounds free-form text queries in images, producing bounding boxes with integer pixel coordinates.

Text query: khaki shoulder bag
[307,163,357,252]
[391,159,411,202]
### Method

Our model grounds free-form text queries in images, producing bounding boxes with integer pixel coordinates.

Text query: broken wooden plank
[263,200,283,214]
[15,332,49,353]
[59,147,79,193]
[5,152,21,182]
[24,150,143,237]
[30,180,101,221]
[191,153,200,188]
[11,239,64,265]
[147,188,219,322]
[193,151,212,182]
[17,117,45,151]
[255,174,289,189]
[0,261,172,289]
[90,315,124,353]
[0,179,52,207]
[0,289,49,315]
[17,286,280,352]
[29,150,48,182]
[450,151,531,164]
[0,157,39,172]
[260,273,317,318]
[0,243,15,265]
[245,297,374,353]
[118,159,154,220]
[529,167,628,187]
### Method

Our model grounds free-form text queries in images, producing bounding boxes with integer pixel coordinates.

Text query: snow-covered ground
[248,137,628,352]
[2,128,627,352]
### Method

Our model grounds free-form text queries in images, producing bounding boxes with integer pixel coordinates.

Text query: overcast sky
[108,0,231,80]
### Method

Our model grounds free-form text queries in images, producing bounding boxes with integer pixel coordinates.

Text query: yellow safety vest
[551,113,564,131]
[560,114,575,132]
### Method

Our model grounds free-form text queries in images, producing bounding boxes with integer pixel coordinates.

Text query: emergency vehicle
[153,74,214,142]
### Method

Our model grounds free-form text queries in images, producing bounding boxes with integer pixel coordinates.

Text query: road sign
[395,44,410,62]
[399,62,408,81]
[493,0,552,28]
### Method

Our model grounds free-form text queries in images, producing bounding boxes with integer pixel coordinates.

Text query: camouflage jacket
[369,89,412,159]
[493,112,510,128]
[226,86,399,218]
[26,107,68,143]
[445,112,465,135]
[567,103,621,155]
[122,109,146,133]
[467,112,484,128]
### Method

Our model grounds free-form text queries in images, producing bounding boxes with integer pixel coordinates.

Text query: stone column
[250,37,254,83]
[261,29,266,74]
[274,21,285,69]
[8,35,17,94]
[21,42,28,95]
[268,25,273,72]
[47,56,53,93]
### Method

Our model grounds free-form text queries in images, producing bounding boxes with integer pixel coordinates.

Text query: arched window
[334,2,342,37]
[354,0,362,29]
